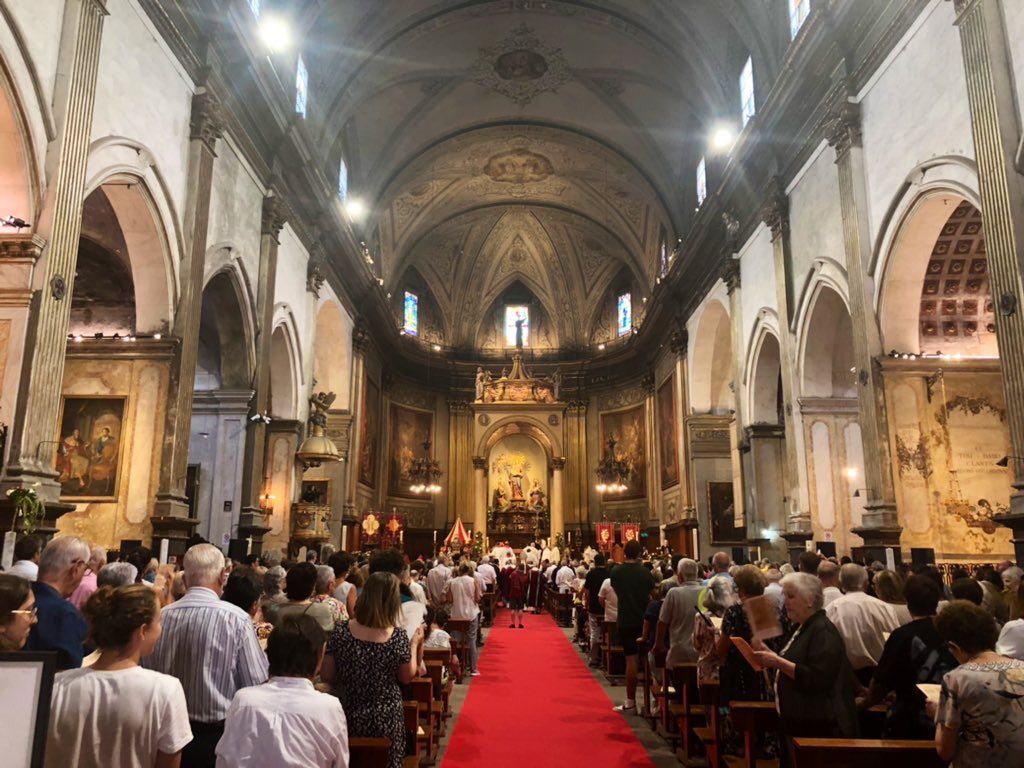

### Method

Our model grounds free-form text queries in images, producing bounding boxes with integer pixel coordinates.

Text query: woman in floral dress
[321,572,424,768]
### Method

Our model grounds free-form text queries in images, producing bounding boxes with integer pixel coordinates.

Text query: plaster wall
[737,225,776,349]
[206,138,263,290]
[3,0,63,112]
[788,145,845,293]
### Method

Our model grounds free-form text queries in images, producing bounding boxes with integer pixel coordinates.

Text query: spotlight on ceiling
[344,197,366,221]
[710,124,736,152]
[259,15,292,52]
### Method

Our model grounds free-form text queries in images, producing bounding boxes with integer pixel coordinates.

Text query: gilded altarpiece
[884,366,1013,560]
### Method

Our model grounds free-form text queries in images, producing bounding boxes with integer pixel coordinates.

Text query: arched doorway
[799,284,863,556]
[746,327,787,557]
[878,192,1012,559]
[188,266,254,546]
[263,323,301,550]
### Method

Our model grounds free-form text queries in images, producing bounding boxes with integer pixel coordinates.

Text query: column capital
[949,0,979,21]
[720,257,741,294]
[306,258,326,297]
[261,195,289,238]
[0,233,45,260]
[822,99,862,156]
[189,87,224,152]
[550,456,566,471]
[669,327,688,356]
[352,321,371,353]
[448,399,471,413]
[760,183,790,241]
[641,373,655,396]
[472,456,488,470]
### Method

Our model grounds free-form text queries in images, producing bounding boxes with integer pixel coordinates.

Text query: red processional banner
[595,522,616,551]
[620,523,641,545]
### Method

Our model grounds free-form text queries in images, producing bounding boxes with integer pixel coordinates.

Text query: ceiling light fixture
[344,197,366,221]
[710,124,736,152]
[259,15,291,52]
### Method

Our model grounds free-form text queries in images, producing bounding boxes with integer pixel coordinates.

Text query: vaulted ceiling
[287,0,782,352]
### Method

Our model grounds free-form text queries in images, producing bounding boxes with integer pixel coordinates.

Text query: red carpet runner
[441,609,656,767]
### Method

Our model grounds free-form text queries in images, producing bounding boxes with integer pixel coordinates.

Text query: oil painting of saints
[57,397,125,500]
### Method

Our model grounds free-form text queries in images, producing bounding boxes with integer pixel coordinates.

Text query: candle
[341,525,348,552]
[159,538,169,565]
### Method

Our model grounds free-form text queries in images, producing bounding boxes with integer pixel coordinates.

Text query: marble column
[472,456,487,542]
[152,88,225,545]
[951,0,1024,565]
[761,186,813,556]
[237,196,288,549]
[564,400,588,539]
[824,101,902,556]
[721,257,747,530]
[2,0,107,515]
[550,456,566,540]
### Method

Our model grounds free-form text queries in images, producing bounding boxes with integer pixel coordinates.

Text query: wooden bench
[666,664,702,759]
[446,618,471,683]
[725,701,780,768]
[405,678,439,764]
[603,620,624,680]
[552,590,573,627]
[692,682,721,768]
[349,737,391,768]
[423,658,453,722]
[790,738,944,768]
[481,590,498,626]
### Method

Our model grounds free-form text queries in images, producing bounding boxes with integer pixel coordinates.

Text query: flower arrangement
[6,485,45,534]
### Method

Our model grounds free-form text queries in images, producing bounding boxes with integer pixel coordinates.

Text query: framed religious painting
[708,480,745,544]
[599,404,646,500]
[358,376,380,488]
[657,375,679,489]
[388,403,433,498]
[56,396,126,501]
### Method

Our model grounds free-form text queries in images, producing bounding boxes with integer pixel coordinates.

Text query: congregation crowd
[3,531,1024,768]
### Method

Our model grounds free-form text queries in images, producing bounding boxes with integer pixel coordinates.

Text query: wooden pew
[692,682,721,768]
[603,620,624,680]
[423,659,453,724]
[667,664,702,759]
[349,737,391,768]
[553,590,573,627]
[790,738,945,768]
[725,701,780,768]
[403,700,422,768]
[637,637,654,724]
[446,618,471,683]
[406,678,439,764]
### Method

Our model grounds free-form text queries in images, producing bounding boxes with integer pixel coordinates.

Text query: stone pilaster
[238,196,288,542]
[761,184,812,539]
[564,400,588,534]
[2,0,108,519]
[447,400,473,531]
[951,0,1024,566]
[343,322,369,522]
[824,99,902,554]
[152,87,225,544]
[550,456,566,539]
[721,255,747,530]
[472,456,487,543]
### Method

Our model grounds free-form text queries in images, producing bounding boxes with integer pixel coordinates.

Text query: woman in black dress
[321,572,424,768]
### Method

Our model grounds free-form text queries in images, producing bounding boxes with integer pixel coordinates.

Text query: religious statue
[528,480,545,512]
[475,366,486,401]
[309,391,336,428]
[509,473,525,501]
[492,486,510,512]
[514,317,524,349]
[551,367,562,401]
[582,545,597,565]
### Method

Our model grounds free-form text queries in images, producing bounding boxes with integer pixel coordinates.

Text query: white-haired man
[825,563,900,686]
[143,543,268,767]
[477,556,497,593]
[68,544,106,609]
[25,536,90,669]
[656,557,704,669]
[427,555,452,605]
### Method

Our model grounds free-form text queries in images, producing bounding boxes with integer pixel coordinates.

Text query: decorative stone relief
[470,25,572,106]
[483,148,554,183]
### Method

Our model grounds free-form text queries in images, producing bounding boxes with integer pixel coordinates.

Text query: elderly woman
[873,570,911,625]
[311,565,348,625]
[0,574,37,651]
[754,572,858,743]
[934,600,1024,766]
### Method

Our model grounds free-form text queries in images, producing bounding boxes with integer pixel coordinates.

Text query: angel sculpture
[309,391,336,428]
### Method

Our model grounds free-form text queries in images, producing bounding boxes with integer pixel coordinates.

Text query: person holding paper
[753,572,859,742]
[933,600,1024,767]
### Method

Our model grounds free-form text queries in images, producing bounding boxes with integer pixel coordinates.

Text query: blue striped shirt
[142,587,268,722]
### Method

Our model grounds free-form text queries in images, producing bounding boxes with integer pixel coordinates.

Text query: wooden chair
[405,678,438,764]
[667,664,703,760]
[403,700,421,767]
[349,737,391,768]
[423,659,453,721]
[789,738,945,768]
[725,701,780,768]
[446,618,471,683]
[692,681,721,768]
[603,620,624,680]
[637,637,654,724]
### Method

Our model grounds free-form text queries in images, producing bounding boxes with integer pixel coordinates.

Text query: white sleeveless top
[449,575,480,620]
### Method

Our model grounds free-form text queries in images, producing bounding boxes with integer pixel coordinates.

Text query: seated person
[423,606,460,680]
[216,615,349,767]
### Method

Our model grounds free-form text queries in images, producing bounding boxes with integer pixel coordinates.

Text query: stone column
[823,101,902,556]
[951,0,1024,565]
[761,186,813,555]
[550,456,566,540]
[237,196,288,547]
[472,456,487,542]
[151,88,225,544]
[564,400,588,539]
[2,0,107,513]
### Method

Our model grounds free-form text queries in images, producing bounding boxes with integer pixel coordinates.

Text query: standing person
[46,585,192,768]
[216,615,349,768]
[826,563,900,686]
[321,573,423,768]
[25,536,90,669]
[610,540,656,714]
[584,554,610,667]
[817,560,842,607]
[426,556,452,606]
[447,562,482,675]
[8,534,42,581]
[68,545,107,609]
[477,556,497,593]
[934,600,1024,766]
[143,543,268,768]
[327,552,358,618]
[508,562,530,629]
[0,573,37,650]
[656,558,704,668]
[263,562,335,633]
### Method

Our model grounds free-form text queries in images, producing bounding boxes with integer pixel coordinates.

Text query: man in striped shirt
[143,543,268,768]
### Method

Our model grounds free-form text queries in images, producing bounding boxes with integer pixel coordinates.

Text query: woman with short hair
[873,570,911,625]
[45,585,192,767]
[321,572,423,768]
[934,600,1024,766]
[264,562,335,633]
[311,565,348,625]
[0,574,36,650]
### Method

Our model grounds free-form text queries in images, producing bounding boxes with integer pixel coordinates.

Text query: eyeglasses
[10,605,38,617]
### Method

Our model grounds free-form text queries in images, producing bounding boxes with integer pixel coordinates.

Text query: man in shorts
[610,540,656,714]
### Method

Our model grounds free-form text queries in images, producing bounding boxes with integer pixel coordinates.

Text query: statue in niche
[475,367,486,401]
[551,368,562,401]
[492,486,511,512]
[509,473,525,501]
[528,480,546,512]
[515,318,524,349]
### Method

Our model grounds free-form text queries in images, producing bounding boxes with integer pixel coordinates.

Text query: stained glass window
[617,293,632,337]
[504,305,529,347]
[789,0,810,39]
[404,292,418,335]
[295,55,308,116]
[696,156,707,207]
[338,157,348,201]
[659,233,668,277]
[740,57,755,127]
[249,0,260,17]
